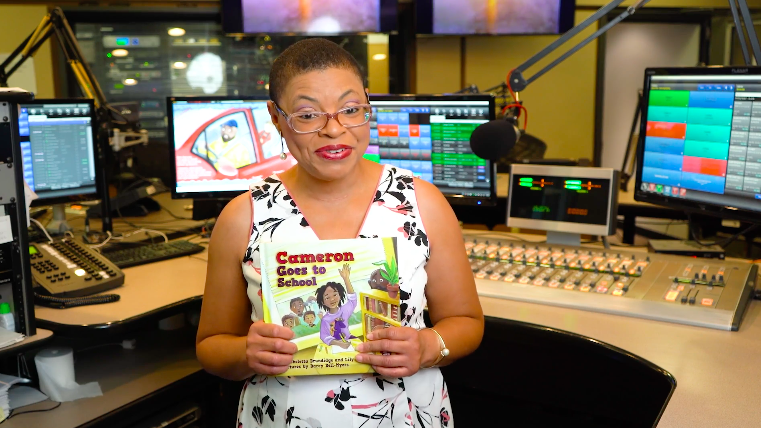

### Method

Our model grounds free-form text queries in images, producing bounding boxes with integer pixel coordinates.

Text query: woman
[196,38,484,428]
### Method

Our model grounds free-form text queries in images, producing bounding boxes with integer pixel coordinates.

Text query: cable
[88,230,113,249]
[29,218,54,243]
[688,214,760,248]
[34,292,120,309]
[1,401,61,422]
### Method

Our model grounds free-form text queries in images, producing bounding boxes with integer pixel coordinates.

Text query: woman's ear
[267,101,282,134]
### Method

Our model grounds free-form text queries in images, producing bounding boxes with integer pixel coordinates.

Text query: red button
[701,298,714,306]
[665,290,679,302]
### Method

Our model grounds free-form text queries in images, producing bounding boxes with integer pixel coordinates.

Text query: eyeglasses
[273,102,373,134]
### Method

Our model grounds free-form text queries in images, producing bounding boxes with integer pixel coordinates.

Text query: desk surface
[35,253,207,331]
[27,228,761,427]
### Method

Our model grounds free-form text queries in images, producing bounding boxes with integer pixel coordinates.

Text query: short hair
[304,310,315,318]
[282,314,296,325]
[290,297,304,309]
[222,119,238,128]
[269,38,365,104]
[315,281,346,311]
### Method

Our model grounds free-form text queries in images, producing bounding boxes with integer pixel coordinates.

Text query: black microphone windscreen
[469,120,521,161]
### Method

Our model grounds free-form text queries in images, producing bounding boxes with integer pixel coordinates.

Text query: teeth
[326,149,345,154]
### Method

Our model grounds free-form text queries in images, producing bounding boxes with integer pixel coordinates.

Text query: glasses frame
[273,99,373,134]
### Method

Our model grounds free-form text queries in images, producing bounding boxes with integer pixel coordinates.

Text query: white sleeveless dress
[237,164,453,428]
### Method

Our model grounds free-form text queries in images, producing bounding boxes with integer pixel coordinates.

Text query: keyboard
[102,240,205,268]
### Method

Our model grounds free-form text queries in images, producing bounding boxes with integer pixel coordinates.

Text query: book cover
[260,237,401,376]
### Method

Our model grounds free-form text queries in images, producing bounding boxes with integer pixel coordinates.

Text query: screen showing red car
[169,97,297,197]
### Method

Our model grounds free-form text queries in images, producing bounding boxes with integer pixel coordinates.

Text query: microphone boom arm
[508,0,759,94]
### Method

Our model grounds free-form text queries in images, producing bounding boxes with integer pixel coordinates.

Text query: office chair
[430,314,676,428]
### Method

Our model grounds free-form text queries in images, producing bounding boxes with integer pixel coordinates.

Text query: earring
[280,135,288,160]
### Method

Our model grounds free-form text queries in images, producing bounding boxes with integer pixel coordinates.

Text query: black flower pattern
[238,164,445,428]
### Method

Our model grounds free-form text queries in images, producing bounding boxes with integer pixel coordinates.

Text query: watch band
[422,328,449,368]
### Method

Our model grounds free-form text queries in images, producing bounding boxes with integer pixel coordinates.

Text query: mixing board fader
[466,233,757,331]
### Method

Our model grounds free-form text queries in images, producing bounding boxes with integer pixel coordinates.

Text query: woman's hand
[246,320,298,375]
[355,327,438,377]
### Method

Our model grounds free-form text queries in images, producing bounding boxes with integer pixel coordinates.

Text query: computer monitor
[18,99,100,234]
[635,67,761,223]
[416,0,576,36]
[368,94,496,206]
[168,96,298,200]
[507,164,618,246]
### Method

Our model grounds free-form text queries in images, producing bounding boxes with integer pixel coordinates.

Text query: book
[260,237,401,376]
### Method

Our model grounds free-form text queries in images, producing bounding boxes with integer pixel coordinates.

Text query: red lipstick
[315,145,352,160]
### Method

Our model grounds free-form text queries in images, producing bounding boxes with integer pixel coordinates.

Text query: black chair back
[432,314,676,428]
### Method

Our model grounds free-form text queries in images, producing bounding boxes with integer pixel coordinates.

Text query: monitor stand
[46,204,72,235]
[546,231,580,247]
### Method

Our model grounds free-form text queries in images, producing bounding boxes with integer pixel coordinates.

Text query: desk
[21,229,761,427]
[34,253,207,334]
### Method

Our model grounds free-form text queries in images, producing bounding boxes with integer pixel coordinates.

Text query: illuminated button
[489,273,502,281]
[564,283,575,290]
[614,282,626,289]
[475,272,487,279]
[701,298,714,306]
[527,257,537,264]
[598,280,609,287]
[533,279,545,286]
[595,286,609,294]
[612,289,624,296]
[580,285,592,292]
[504,275,516,282]
[74,269,86,277]
[677,285,685,291]
[665,290,680,302]
[519,277,531,284]
[548,280,560,288]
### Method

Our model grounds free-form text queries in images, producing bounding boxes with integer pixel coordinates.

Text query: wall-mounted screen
[223,0,398,34]
[416,0,575,35]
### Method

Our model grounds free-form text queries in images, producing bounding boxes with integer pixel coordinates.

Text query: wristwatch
[423,328,449,368]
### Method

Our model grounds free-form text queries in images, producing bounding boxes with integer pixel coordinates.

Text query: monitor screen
[368,95,496,205]
[17,100,99,205]
[416,0,576,35]
[508,165,618,237]
[168,97,298,199]
[223,0,398,34]
[635,67,761,222]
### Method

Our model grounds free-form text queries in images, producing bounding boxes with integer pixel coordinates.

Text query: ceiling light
[123,78,138,86]
[168,27,186,37]
[111,49,129,57]
[372,53,387,61]
[172,61,187,70]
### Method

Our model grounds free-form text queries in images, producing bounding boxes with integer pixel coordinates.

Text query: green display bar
[649,90,690,108]
[565,180,582,185]
[519,183,533,187]
[519,177,533,182]
[683,140,729,160]
[565,185,582,190]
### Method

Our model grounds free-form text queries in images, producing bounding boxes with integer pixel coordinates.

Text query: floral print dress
[238,164,452,428]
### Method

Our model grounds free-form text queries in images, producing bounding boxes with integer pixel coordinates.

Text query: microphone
[469,115,522,161]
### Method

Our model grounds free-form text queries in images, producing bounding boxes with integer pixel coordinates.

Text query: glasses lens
[291,112,328,133]
[339,106,372,127]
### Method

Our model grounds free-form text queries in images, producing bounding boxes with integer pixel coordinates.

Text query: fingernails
[355,354,365,363]
[356,343,365,352]
[366,333,375,341]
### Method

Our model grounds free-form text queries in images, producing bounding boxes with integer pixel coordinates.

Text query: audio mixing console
[466,232,758,331]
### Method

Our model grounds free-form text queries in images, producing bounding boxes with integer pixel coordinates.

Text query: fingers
[250,320,295,341]
[355,352,407,368]
[356,338,408,354]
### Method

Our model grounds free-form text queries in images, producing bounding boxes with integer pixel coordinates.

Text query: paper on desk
[0,327,23,349]
[0,374,25,421]
[9,386,48,410]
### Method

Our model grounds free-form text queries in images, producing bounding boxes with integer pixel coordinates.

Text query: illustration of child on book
[316,263,358,350]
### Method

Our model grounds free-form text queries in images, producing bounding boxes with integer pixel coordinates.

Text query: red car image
[174,107,296,183]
